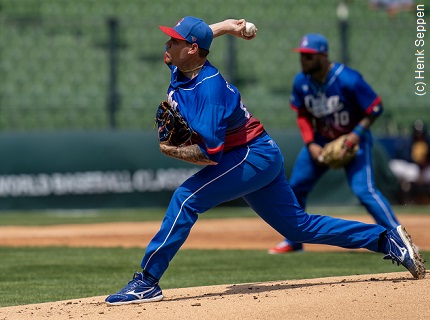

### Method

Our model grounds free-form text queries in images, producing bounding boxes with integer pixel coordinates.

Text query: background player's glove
[155,100,193,146]
[317,135,359,169]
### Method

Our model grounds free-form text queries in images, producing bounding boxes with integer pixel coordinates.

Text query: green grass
[0,207,256,226]
[0,205,429,226]
[0,208,169,226]
[1,247,428,307]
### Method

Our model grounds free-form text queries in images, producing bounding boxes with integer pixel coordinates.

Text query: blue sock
[142,270,159,285]
[378,231,388,254]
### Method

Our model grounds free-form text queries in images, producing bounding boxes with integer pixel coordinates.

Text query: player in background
[389,119,430,204]
[105,18,424,305]
[269,34,401,254]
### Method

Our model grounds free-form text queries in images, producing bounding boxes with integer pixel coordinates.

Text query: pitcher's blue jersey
[165,61,264,163]
[290,62,382,140]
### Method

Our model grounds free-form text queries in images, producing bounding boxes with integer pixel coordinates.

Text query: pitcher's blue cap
[159,16,213,50]
[293,34,328,54]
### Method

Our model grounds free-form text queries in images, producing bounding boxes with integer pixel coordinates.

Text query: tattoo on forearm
[160,144,216,165]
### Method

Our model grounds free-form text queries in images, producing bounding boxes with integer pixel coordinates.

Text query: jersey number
[333,111,349,126]
[240,101,251,119]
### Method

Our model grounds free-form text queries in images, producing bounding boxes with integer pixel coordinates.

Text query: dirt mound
[1,272,428,320]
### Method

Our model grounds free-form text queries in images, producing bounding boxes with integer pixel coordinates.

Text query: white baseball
[243,22,257,37]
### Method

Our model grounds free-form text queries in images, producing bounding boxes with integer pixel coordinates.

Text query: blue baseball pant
[290,132,399,228]
[141,133,386,279]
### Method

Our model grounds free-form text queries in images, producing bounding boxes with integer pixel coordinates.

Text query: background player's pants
[141,133,386,279]
[279,132,399,247]
[291,132,399,228]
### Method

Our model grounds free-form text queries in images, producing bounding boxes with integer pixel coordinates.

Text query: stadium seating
[0,0,426,133]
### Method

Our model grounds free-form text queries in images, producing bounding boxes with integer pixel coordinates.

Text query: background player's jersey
[166,61,264,163]
[290,62,382,140]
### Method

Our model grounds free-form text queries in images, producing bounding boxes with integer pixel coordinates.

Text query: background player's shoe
[105,272,164,305]
[383,225,426,279]
[268,240,303,254]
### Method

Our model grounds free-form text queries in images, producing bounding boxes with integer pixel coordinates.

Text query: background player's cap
[293,33,328,54]
[159,16,213,50]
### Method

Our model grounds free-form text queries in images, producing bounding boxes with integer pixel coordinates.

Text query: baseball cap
[159,16,213,50]
[293,33,328,54]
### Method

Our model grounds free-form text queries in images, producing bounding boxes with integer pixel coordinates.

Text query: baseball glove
[155,100,193,146]
[317,135,359,169]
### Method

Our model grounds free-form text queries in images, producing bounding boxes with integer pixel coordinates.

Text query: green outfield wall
[0,130,399,210]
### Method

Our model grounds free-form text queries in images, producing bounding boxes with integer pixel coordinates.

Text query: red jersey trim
[296,107,314,144]
[206,117,265,154]
[206,144,224,154]
[365,96,382,115]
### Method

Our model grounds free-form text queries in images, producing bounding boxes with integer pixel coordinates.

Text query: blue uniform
[291,63,382,139]
[140,61,386,279]
[277,63,399,249]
